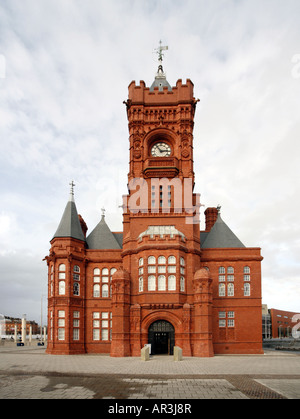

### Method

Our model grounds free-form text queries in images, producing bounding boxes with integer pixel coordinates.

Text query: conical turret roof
[201,214,245,249]
[86,213,122,250]
[52,182,85,242]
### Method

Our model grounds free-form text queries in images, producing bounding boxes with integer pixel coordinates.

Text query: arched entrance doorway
[148,320,175,355]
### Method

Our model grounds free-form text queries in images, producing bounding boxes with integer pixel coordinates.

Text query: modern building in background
[45,47,264,356]
[267,307,299,339]
[262,305,272,339]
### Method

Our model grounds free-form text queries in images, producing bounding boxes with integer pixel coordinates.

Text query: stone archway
[148,320,175,355]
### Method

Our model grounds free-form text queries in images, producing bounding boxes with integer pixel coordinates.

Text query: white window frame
[168,275,176,291]
[148,275,156,291]
[219,283,225,296]
[244,283,251,296]
[158,275,166,291]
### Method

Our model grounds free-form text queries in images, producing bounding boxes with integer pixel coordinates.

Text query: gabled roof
[52,194,85,242]
[86,215,122,250]
[201,214,245,249]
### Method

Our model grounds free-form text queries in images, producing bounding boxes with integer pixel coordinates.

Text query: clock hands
[151,143,171,157]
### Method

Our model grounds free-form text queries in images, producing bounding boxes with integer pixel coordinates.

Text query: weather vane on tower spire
[155,40,168,73]
[69,180,75,202]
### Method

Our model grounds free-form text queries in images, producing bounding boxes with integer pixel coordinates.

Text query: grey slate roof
[201,214,245,249]
[113,233,123,248]
[150,66,172,92]
[86,215,122,250]
[52,198,85,242]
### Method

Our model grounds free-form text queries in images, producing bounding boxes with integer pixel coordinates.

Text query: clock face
[151,142,171,157]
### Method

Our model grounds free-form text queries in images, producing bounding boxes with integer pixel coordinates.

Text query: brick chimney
[204,207,218,232]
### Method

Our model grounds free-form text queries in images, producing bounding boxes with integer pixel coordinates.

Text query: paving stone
[0,346,299,399]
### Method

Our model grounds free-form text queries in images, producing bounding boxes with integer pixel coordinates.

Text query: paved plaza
[0,344,300,400]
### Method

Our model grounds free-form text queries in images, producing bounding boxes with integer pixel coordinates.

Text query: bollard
[141,346,150,361]
[173,346,182,361]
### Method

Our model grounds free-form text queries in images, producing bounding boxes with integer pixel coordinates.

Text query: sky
[0,0,299,325]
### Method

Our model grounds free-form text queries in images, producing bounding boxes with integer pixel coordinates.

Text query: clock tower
[110,45,214,358]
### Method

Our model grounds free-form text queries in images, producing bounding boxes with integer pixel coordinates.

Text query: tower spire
[52,180,85,242]
[69,180,75,202]
[155,40,168,74]
[150,41,171,92]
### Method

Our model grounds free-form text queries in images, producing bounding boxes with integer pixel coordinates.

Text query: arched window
[102,284,109,298]
[73,282,80,296]
[148,275,156,291]
[227,283,234,296]
[59,264,66,271]
[168,256,176,265]
[244,283,250,296]
[158,275,166,291]
[227,266,234,274]
[180,257,185,266]
[139,277,143,292]
[148,256,156,265]
[94,268,100,275]
[180,276,185,292]
[139,258,143,266]
[219,266,225,274]
[102,268,109,275]
[168,275,176,291]
[93,284,100,297]
[219,283,225,296]
[74,265,80,273]
[158,256,166,265]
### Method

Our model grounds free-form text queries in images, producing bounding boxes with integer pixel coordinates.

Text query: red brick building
[269,308,299,338]
[45,58,263,356]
